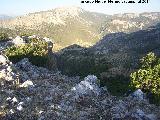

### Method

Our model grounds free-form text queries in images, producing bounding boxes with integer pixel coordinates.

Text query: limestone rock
[0,55,7,64]
[19,80,34,88]
[0,56,159,120]
[12,36,25,46]
[0,55,18,83]
[71,75,100,97]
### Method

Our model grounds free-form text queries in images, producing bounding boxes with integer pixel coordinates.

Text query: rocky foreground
[0,54,160,120]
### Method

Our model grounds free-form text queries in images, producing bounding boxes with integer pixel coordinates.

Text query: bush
[100,74,131,96]
[130,52,160,105]
[20,33,32,37]
[0,33,8,42]
[5,38,53,68]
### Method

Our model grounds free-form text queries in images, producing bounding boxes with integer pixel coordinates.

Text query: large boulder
[19,80,34,88]
[12,36,25,46]
[71,75,100,97]
[0,55,7,64]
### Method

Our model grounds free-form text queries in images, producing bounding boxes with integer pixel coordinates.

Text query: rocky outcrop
[0,55,159,120]
[12,36,26,46]
[0,40,13,51]
[0,54,18,85]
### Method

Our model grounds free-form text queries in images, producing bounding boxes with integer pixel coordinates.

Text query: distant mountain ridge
[0,15,13,20]
[1,7,160,50]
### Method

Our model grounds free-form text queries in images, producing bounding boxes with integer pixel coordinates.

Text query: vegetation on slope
[57,45,109,77]
[5,38,51,68]
[0,32,8,42]
[131,52,160,105]
[2,23,160,105]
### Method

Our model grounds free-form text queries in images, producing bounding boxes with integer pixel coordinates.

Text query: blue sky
[0,0,160,16]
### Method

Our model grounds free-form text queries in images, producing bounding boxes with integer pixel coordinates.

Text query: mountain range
[1,6,160,50]
[0,15,13,20]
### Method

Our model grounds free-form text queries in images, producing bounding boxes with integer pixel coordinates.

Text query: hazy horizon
[0,0,160,16]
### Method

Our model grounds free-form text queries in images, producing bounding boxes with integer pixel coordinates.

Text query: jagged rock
[0,55,7,64]
[146,114,157,120]
[0,55,18,84]
[84,75,98,83]
[16,58,32,71]
[31,72,39,79]
[0,56,159,120]
[71,75,100,97]
[15,58,52,80]
[9,109,14,114]
[17,103,23,111]
[131,109,157,120]
[17,105,23,111]
[6,97,12,101]
[19,80,34,88]
[19,72,29,82]
[12,97,18,104]
[111,100,127,119]
[131,89,145,101]
[0,41,13,51]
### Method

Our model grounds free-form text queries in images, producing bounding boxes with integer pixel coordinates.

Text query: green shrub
[130,52,160,105]
[20,33,32,37]
[0,33,8,42]
[5,38,53,68]
[100,75,131,96]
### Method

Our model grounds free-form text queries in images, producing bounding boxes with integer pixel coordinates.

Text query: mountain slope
[101,12,160,35]
[55,23,160,84]
[1,7,160,50]
[0,7,107,49]
[91,23,160,69]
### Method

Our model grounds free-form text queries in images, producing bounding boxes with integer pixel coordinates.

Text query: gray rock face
[132,89,145,101]
[0,54,18,84]
[15,58,46,80]
[71,75,100,96]
[131,109,157,120]
[0,55,160,120]
[16,58,32,71]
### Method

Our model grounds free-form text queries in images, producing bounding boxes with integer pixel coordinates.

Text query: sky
[0,0,160,16]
